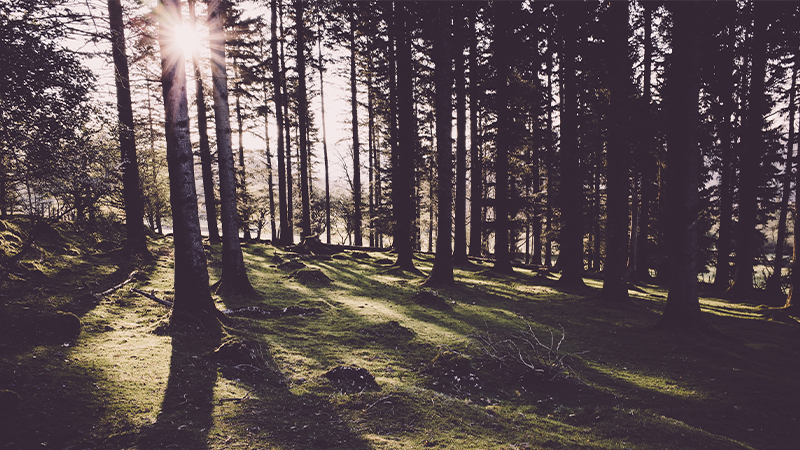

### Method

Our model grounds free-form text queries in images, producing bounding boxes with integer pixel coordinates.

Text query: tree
[271,0,290,245]
[726,1,768,298]
[157,0,219,327]
[426,2,454,285]
[392,2,417,271]
[295,0,311,238]
[601,0,630,302]
[349,4,363,247]
[188,0,221,243]
[656,1,707,332]
[492,1,514,274]
[556,3,586,287]
[208,0,254,295]
[452,3,468,266]
[468,4,484,259]
[107,0,148,256]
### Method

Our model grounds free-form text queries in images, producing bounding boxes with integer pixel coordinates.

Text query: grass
[1,216,798,449]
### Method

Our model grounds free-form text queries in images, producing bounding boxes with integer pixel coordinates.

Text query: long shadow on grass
[136,327,220,449]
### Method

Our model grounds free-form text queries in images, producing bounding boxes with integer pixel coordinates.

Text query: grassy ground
[1,217,798,449]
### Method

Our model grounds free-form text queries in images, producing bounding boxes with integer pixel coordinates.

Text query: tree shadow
[136,325,221,449]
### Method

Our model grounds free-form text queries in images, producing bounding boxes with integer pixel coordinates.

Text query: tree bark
[453,3,468,266]
[468,3,483,259]
[492,1,513,274]
[766,55,797,300]
[656,0,706,332]
[158,0,218,327]
[188,0,220,244]
[350,5,363,247]
[280,4,294,244]
[271,0,290,246]
[601,0,630,302]
[318,27,331,245]
[208,0,253,295]
[556,4,585,287]
[108,0,148,256]
[726,2,767,299]
[295,0,311,238]
[426,2,454,285]
[392,2,417,271]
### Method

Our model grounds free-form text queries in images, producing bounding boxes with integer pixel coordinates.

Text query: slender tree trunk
[158,0,218,327]
[544,50,555,268]
[492,1,513,274]
[233,57,251,242]
[393,2,417,271]
[108,0,148,256]
[556,4,585,287]
[727,2,767,298]
[280,5,294,244]
[295,0,311,238]
[601,0,630,302]
[633,1,654,282]
[468,3,483,259]
[426,2,454,285]
[271,0,289,245]
[657,0,706,332]
[766,56,797,300]
[318,27,331,244]
[785,202,800,313]
[386,2,398,250]
[208,0,253,295]
[187,0,220,244]
[713,23,735,292]
[350,6,363,247]
[452,3,468,265]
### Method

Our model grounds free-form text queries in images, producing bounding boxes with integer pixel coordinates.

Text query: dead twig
[130,287,173,308]
[93,270,139,298]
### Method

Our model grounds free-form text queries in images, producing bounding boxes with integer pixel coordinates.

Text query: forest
[1,0,799,449]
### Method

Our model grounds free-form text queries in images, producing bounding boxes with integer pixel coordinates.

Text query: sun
[171,21,204,57]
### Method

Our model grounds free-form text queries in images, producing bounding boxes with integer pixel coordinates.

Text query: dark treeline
[2,0,799,329]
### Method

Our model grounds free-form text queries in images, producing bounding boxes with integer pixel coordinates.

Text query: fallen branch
[131,287,173,308]
[93,270,139,298]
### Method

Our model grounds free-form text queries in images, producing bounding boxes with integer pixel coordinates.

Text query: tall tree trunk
[727,2,767,298]
[350,6,363,247]
[713,34,736,291]
[657,0,706,332]
[158,0,218,328]
[386,2,398,250]
[785,203,800,314]
[393,2,417,271]
[318,27,331,244]
[280,4,294,244]
[492,1,513,274]
[233,56,251,242]
[453,3,468,265]
[556,4,585,287]
[426,1,454,285]
[208,0,253,295]
[544,49,555,268]
[295,0,311,238]
[271,0,290,245]
[632,0,654,282]
[766,55,797,300]
[368,60,375,247]
[601,0,630,302]
[468,3,483,259]
[188,0,220,243]
[108,0,148,256]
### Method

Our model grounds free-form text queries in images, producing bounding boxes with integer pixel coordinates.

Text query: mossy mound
[278,260,306,271]
[357,320,415,342]
[323,366,380,393]
[289,268,332,285]
[38,311,82,342]
[412,289,452,310]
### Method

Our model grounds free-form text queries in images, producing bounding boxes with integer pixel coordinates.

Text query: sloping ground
[1,217,798,449]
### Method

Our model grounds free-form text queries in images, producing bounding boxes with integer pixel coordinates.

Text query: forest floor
[1,217,798,450]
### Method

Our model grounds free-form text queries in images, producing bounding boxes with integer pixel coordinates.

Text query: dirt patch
[323,366,380,393]
[289,268,332,285]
